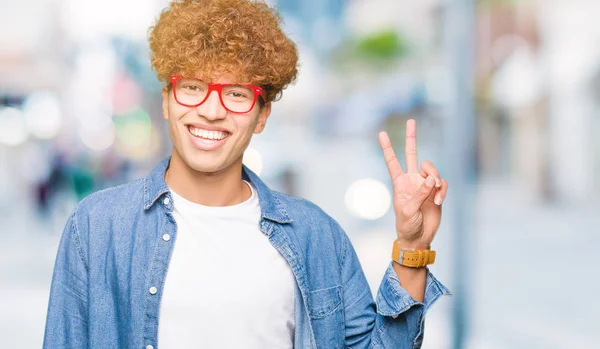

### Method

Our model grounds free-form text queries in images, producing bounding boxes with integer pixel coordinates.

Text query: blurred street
[1,178,598,349]
[468,181,600,349]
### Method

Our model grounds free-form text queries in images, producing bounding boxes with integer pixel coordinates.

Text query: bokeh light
[61,0,160,42]
[22,92,63,139]
[243,147,263,176]
[114,108,153,160]
[79,118,116,151]
[344,178,391,220]
[0,107,28,146]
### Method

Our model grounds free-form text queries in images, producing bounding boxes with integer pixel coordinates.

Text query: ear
[253,102,272,134]
[161,86,170,120]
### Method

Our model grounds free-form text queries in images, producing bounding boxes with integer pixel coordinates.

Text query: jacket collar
[143,156,293,224]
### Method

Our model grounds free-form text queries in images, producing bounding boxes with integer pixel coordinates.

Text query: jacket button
[149,286,157,295]
[162,234,171,242]
[146,345,154,349]
[163,197,170,205]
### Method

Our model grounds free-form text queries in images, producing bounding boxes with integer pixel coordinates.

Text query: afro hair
[148,0,299,103]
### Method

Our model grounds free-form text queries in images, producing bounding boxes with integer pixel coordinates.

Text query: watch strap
[391,241,436,268]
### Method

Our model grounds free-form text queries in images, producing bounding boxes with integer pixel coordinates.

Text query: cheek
[165,109,192,141]
[167,105,190,125]
[239,110,261,129]
[165,118,180,143]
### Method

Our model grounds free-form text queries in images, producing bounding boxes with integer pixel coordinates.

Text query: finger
[403,175,436,215]
[434,178,448,206]
[419,160,442,188]
[378,131,405,179]
[405,119,418,173]
[426,183,438,203]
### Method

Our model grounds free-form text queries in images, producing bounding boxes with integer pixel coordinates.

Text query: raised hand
[378,119,448,250]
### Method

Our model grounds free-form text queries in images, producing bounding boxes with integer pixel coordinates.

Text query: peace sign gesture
[378,119,448,250]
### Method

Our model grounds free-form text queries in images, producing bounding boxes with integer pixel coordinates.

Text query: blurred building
[476,0,600,203]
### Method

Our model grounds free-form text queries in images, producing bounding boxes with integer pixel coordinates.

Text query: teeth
[189,126,228,140]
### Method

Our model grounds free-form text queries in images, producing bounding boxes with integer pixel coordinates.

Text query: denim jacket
[43,156,450,349]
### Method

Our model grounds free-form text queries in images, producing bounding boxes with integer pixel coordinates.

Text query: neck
[164,149,251,206]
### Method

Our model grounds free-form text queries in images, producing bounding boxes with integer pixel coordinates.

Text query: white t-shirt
[158,181,296,348]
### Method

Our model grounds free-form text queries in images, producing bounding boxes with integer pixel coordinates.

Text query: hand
[378,119,448,250]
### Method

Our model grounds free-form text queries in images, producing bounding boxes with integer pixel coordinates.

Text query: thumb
[405,175,436,214]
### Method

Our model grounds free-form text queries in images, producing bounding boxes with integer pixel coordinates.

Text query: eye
[229,91,248,98]
[183,84,203,92]
[224,86,252,99]
[178,78,207,93]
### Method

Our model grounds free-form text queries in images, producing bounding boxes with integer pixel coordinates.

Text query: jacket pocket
[307,285,344,348]
[307,285,343,318]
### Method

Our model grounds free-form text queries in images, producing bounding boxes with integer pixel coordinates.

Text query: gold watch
[391,240,436,268]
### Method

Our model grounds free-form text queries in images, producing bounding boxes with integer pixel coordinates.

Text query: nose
[196,91,227,120]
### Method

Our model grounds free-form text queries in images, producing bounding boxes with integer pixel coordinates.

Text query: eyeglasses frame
[170,75,264,114]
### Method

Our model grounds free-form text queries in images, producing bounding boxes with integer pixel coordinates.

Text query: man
[43,0,450,348]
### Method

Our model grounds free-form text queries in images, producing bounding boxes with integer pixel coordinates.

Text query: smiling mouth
[187,125,230,141]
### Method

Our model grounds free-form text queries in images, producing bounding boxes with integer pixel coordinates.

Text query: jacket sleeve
[43,209,89,349]
[340,231,451,349]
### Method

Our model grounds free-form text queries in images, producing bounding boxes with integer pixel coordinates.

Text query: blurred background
[1,0,599,348]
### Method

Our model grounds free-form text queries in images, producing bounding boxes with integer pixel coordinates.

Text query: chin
[185,157,225,174]
[171,135,243,175]
[181,151,236,175]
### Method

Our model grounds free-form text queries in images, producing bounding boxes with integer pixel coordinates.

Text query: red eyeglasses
[170,75,263,114]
